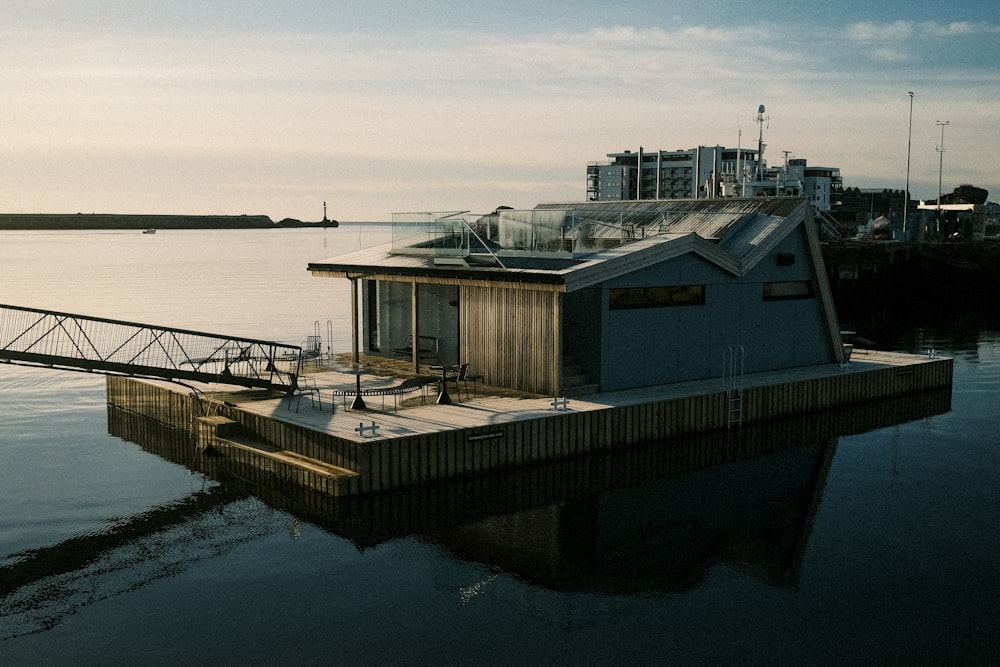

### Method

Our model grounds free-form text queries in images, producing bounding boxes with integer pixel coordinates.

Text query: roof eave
[307,261,567,287]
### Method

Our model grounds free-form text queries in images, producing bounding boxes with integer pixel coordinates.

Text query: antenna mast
[755,104,769,181]
[903,92,914,235]
[737,126,743,196]
[936,120,950,213]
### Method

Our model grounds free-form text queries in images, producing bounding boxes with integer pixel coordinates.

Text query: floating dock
[106,350,952,497]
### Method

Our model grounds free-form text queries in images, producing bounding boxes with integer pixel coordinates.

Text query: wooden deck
[107,349,952,497]
[216,350,948,440]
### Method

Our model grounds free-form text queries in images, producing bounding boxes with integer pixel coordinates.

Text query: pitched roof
[308,198,812,292]
[534,197,804,240]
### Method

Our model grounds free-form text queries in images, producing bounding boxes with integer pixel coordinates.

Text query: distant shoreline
[0,213,338,230]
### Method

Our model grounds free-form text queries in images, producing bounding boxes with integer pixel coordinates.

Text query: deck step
[561,360,596,396]
[561,372,591,386]
[562,383,600,397]
[215,435,359,479]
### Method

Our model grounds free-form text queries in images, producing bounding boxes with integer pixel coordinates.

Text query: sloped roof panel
[560,233,742,292]
[536,197,805,242]
[308,198,810,290]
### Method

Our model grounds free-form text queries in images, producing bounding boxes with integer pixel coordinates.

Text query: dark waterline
[1,229,999,665]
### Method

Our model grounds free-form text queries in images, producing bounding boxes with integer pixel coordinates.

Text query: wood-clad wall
[741,357,954,423]
[106,376,195,429]
[108,356,952,498]
[459,284,559,394]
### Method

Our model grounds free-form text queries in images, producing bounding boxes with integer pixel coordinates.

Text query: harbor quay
[106,350,952,498]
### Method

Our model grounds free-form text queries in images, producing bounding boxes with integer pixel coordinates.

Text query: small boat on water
[142,228,156,234]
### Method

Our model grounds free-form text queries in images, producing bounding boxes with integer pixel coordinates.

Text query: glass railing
[391,211,473,257]
[391,208,660,259]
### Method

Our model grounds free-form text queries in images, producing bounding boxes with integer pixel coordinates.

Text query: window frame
[609,285,706,310]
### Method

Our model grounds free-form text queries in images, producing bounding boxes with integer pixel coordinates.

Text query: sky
[2,1,998,221]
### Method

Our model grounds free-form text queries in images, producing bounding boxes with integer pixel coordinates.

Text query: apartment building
[588,147,841,212]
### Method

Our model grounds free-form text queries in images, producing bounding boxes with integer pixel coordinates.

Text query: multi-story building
[587,147,841,212]
[791,159,841,212]
[587,147,760,201]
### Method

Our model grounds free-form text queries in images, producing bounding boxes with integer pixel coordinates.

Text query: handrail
[0,303,302,392]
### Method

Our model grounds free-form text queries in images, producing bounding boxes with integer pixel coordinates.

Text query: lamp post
[903,92,914,236]
[936,120,950,212]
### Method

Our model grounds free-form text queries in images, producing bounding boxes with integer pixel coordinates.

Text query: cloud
[918,21,1000,37]
[843,19,1000,65]
[3,9,998,220]
[847,20,914,42]
[848,19,1000,42]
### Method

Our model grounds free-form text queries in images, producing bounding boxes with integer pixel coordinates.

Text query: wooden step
[215,435,359,480]
[562,383,600,397]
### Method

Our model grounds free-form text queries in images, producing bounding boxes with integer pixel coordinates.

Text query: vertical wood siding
[460,284,557,394]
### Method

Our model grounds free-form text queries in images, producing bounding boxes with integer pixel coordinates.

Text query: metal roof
[534,197,805,240]
[308,198,811,292]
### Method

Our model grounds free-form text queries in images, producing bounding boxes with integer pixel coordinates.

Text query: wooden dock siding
[741,357,953,423]
[106,355,952,497]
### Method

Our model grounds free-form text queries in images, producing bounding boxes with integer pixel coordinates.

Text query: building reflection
[1,387,949,638]
[107,385,950,593]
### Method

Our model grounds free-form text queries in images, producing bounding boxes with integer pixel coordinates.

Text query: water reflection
[115,387,949,582]
[0,387,950,638]
[0,486,284,640]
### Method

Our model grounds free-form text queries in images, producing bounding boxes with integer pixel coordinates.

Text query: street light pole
[936,120,950,211]
[903,92,914,235]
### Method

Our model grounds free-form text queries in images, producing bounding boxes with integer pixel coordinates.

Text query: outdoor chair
[286,374,322,413]
[447,364,467,401]
[465,368,484,396]
[444,363,482,401]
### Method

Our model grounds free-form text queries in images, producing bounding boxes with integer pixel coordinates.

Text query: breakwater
[0,213,337,230]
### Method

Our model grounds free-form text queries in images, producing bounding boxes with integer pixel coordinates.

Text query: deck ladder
[723,345,745,429]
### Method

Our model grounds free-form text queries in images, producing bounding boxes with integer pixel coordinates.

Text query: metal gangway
[0,304,302,392]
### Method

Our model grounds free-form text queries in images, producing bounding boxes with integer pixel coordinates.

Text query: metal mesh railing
[0,304,301,391]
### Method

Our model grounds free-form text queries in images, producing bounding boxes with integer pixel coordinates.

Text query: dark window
[609,285,705,310]
[763,281,814,301]
[365,280,381,351]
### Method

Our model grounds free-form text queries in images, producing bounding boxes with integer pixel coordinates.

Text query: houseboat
[308,198,847,395]
[106,197,952,497]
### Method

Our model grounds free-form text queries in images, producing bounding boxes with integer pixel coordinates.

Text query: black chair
[439,363,466,401]
[465,369,484,396]
[286,373,322,412]
[447,363,483,401]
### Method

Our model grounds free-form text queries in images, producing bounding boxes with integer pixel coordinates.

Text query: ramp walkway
[0,303,302,392]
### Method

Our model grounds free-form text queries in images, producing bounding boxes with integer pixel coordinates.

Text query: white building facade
[588,148,841,212]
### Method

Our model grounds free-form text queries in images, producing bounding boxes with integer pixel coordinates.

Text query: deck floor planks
[357,353,896,435]
[133,350,942,448]
[116,351,950,496]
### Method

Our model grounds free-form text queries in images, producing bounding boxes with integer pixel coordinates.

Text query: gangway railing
[0,304,302,392]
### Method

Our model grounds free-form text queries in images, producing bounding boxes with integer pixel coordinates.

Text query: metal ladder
[723,345,745,429]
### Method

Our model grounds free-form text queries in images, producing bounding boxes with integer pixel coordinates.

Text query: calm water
[1,228,998,665]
